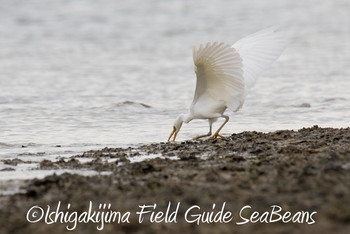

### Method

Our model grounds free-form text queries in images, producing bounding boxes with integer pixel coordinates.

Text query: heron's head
[168,115,184,141]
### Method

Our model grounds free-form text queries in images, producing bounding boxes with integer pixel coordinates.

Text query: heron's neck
[181,113,193,123]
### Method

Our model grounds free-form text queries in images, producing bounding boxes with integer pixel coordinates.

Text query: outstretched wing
[193,42,244,111]
[233,26,286,89]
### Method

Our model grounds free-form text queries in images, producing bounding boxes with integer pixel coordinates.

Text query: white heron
[168,26,286,141]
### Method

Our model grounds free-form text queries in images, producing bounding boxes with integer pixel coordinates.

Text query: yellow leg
[209,115,229,139]
[209,133,224,139]
[190,120,213,141]
[192,137,203,141]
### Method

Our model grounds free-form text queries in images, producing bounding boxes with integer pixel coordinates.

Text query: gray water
[0,0,349,180]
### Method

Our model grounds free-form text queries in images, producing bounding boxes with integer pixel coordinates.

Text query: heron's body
[191,93,226,119]
[168,26,286,141]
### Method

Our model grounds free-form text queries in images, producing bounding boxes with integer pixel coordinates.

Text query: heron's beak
[168,126,177,141]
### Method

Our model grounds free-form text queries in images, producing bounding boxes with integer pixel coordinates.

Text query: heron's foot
[191,137,203,141]
[210,133,224,139]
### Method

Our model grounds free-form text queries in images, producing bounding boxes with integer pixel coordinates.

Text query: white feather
[192,42,244,112]
[232,26,287,89]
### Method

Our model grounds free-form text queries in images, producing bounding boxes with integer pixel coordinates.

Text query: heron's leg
[210,115,229,139]
[192,120,213,140]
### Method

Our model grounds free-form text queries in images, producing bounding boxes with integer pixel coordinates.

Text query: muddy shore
[0,126,349,233]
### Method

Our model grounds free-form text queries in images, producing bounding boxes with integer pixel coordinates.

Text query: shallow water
[0,0,349,179]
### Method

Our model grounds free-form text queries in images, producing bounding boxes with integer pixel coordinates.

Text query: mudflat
[0,126,349,233]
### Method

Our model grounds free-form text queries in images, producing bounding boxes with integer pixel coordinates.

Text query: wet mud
[0,126,349,233]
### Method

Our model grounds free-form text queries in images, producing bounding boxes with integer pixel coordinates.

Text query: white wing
[193,42,244,111]
[233,26,286,89]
